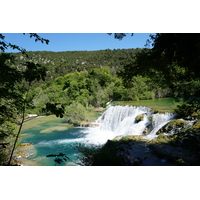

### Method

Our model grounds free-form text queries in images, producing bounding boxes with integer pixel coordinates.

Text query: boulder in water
[135,114,146,123]
[142,128,149,136]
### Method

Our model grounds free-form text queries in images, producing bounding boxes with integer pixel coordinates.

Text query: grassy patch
[85,110,102,122]
[113,98,176,113]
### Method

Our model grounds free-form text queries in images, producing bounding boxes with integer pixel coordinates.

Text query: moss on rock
[156,119,189,135]
[192,120,200,130]
[135,114,145,123]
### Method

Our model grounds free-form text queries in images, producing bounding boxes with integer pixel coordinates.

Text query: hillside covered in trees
[11,49,172,116]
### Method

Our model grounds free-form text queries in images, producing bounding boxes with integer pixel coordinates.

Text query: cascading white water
[83,105,151,144]
[99,105,149,131]
[83,105,176,144]
[149,113,176,136]
[99,105,150,137]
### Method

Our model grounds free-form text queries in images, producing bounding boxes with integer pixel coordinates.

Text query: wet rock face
[142,127,149,135]
[156,119,189,135]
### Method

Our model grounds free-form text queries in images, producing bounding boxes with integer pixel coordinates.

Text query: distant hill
[10,48,143,82]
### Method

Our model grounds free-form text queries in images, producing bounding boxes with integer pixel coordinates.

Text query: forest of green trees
[12,49,172,120]
[0,33,200,165]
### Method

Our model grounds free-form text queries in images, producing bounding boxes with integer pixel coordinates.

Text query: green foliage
[23,62,46,83]
[43,103,65,118]
[118,34,200,101]
[169,128,200,157]
[174,97,200,118]
[64,102,87,126]
[0,33,50,165]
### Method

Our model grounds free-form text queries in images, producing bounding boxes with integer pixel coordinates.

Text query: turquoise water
[20,119,87,166]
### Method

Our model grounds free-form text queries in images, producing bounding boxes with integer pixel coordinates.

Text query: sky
[2,33,154,53]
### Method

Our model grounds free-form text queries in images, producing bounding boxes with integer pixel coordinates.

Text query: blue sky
[2,33,153,53]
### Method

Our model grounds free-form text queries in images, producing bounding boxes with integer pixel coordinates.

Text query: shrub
[174,97,200,118]
[64,102,86,125]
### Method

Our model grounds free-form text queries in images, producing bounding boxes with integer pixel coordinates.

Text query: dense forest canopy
[118,33,200,96]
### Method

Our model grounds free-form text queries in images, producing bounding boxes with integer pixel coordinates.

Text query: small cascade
[149,113,176,136]
[113,113,151,137]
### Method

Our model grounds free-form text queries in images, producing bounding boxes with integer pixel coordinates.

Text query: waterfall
[83,105,176,144]
[99,105,150,134]
[98,105,151,138]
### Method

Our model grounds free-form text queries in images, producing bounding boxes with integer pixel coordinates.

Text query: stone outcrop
[135,114,145,123]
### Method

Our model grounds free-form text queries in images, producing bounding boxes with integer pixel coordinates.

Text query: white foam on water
[36,138,86,147]
[81,127,114,145]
